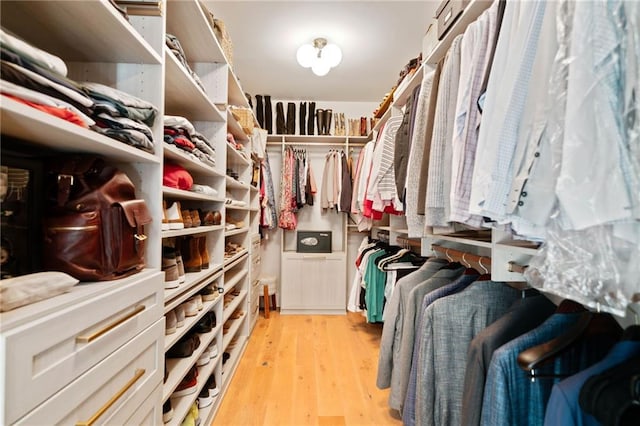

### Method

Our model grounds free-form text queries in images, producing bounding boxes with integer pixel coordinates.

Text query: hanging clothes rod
[507,261,528,274]
[431,244,491,274]
[266,141,366,147]
[396,236,422,252]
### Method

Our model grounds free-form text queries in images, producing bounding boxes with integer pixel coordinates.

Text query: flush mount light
[296,37,342,77]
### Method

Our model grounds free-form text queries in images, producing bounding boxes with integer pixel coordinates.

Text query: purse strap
[55,157,102,207]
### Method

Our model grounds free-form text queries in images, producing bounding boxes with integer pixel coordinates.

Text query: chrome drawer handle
[76,305,145,344]
[76,368,145,426]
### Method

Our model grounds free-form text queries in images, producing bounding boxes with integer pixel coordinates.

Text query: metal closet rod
[266,141,366,147]
[395,236,422,251]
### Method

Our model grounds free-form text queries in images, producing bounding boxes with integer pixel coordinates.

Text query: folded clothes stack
[164,115,216,167]
[165,33,205,92]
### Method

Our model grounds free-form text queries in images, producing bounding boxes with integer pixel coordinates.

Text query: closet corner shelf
[162,186,224,202]
[424,0,493,65]
[165,47,225,122]
[162,224,224,239]
[0,0,162,64]
[1,97,160,164]
[163,143,224,177]
[227,110,250,143]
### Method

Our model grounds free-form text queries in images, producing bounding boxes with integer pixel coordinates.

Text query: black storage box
[296,231,332,253]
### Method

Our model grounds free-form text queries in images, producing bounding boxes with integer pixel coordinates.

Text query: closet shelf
[162,225,224,239]
[424,0,493,65]
[162,186,224,202]
[225,205,249,212]
[165,351,221,426]
[223,250,248,268]
[221,335,247,386]
[0,97,160,164]
[222,290,247,324]
[425,233,493,249]
[393,63,425,107]
[165,0,225,63]
[226,143,251,166]
[223,270,249,294]
[0,0,162,64]
[163,143,224,177]
[224,251,248,272]
[227,110,250,143]
[164,301,222,352]
[225,176,250,189]
[266,135,370,144]
[372,106,392,133]
[226,69,251,110]
[164,47,225,122]
[225,227,249,236]
[163,268,223,313]
[493,241,541,256]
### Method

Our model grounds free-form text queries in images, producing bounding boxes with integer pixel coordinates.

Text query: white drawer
[16,319,163,425]
[2,271,163,424]
[125,383,162,425]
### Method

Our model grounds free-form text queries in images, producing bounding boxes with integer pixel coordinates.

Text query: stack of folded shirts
[165,34,205,92]
[164,115,216,167]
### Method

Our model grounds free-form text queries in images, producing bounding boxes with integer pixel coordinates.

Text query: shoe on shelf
[162,200,170,231]
[163,400,174,423]
[181,299,198,317]
[165,310,177,335]
[205,374,220,397]
[166,201,184,230]
[197,387,213,408]
[208,339,219,359]
[162,248,180,289]
[196,351,210,367]
[198,236,210,269]
[199,284,217,302]
[190,402,200,426]
[182,236,202,273]
[174,305,186,328]
[189,294,204,311]
[167,334,200,358]
[181,209,193,228]
[194,313,213,334]
[180,412,195,426]
[171,366,198,398]
[191,210,201,227]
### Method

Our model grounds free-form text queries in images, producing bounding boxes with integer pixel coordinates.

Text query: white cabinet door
[281,253,346,314]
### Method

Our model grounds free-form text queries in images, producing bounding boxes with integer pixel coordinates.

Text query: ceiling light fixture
[296,37,342,77]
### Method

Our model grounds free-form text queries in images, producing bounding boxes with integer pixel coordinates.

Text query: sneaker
[195,311,216,334]
[162,200,170,231]
[172,366,198,398]
[174,305,185,328]
[175,253,186,284]
[196,351,210,367]
[166,201,184,230]
[197,387,213,408]
[180,412,195,426]
[208,339,219,359]
[182,299,198,317]
[163,400,174,423]
[167,334,200,358]
[165,310,177,335]
[199,284,217,302]
[205,375,220,397]
[189,294,204,311]
[162,249,180,289]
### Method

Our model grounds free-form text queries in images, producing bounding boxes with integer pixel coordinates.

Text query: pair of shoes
[226,214,245,228]
[180,402,200,426]
[229,309,244,320]
[199,282,219,302]
[167,333,201,358]
[182,236,210,272]
[188,294,204,312]
[205,374,220,397]
[164,239,186,283]
[165,310,177,335]
[207,339,219,359]
[226,168,239,180]
[172,367,199,398]
[195,311,217,334]
[165,201,184,230]
[180,298,198,317]
[199,209,221,226]
[198,386,214,408]
[162,246,180,289]
[181,209,202,228]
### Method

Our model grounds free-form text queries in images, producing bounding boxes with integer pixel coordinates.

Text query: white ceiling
[207,1,439,102]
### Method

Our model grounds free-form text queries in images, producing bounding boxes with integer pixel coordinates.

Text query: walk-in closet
[0,1,638,425]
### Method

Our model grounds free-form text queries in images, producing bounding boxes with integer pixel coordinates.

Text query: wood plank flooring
[212,312,402,426]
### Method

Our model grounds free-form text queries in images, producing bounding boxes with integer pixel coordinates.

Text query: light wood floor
[212,311,402,426]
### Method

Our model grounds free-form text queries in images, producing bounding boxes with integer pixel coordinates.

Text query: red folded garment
[163,162,193,190]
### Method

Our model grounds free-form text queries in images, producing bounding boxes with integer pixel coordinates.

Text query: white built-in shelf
[163,186,224,202]
[164,297,222,352]
[223,250,248,268]
[225,205,249,211]
[225,227,250,236]
[425,233,493,249]
[393,63,425,107]
[163,143,223,177]
[222,335,247,386]
[164,267,223,312]
[223,270,249,294]
[164,48,225,122]
[425,0,493,65]
[493,241,541,256]
[373,106,392,133]
[227,110,250,143]
[226,143,251,166]
[165,0,226,63]
[0,0,162,64]
[0,269,160,332]
[227,69,251,109]
[267,135,370,144]
[224,251,247,272]
[222,291,247,323]
[0,97,160,163]
[225,176,250,189]
[162,224,225,239]
[223,313,246,347]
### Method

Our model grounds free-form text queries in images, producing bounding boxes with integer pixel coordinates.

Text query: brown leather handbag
[42,157,152,281]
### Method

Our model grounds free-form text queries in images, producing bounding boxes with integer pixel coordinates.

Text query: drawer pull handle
[303,255,327,260]
[76,305,145,344]
[76,368,145,426]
